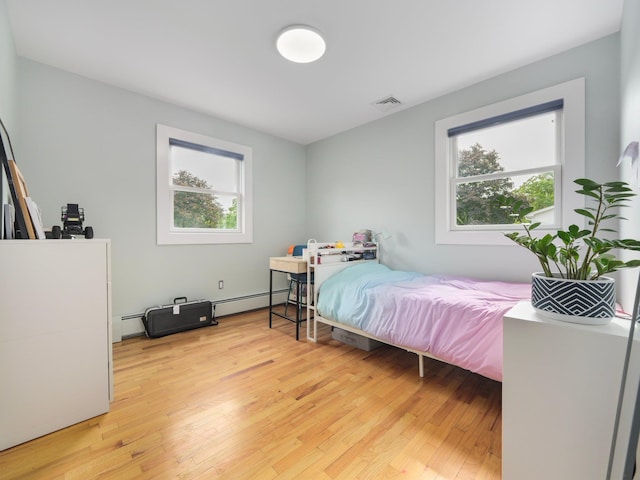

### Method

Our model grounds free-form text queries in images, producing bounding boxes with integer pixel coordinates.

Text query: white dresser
[503,301,640,480]
[0,239,112,451]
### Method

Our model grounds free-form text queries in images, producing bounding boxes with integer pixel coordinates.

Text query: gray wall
[306,34,621,284]
[2,4,632,325]
[619,0,640,312]
[608,3,640,475]
[0,0,15,132]
[15,59,307,328]
[0,0,16,206]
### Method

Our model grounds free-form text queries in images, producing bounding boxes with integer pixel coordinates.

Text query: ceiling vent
[372,95,403,113]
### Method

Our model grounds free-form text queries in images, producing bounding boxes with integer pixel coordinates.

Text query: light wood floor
[0,307,502,480]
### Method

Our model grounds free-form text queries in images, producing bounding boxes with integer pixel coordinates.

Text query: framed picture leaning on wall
[0,117,35,239]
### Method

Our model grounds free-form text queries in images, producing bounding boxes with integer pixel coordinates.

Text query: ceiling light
[276,25,326,63]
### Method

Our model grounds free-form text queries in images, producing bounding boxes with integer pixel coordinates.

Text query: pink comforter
[317,263,530,381]
[364,275,531,381]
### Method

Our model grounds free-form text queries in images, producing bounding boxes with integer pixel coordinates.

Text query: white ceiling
[6,0,624,145]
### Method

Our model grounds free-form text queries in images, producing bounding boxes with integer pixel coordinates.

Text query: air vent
[372,95,403,112]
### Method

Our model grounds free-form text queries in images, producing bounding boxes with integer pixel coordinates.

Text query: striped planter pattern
[531,272,615,325]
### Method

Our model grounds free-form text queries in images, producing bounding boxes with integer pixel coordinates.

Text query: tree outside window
[455,143,555,227]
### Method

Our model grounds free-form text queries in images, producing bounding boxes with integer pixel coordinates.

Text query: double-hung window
[435,78,585,245]
[157,124,253,245]
[450,100,562,228]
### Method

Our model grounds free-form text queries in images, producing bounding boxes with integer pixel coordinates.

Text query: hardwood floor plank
[0,308,502,479]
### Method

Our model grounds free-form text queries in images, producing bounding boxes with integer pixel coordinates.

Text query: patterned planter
[531,272,615,325]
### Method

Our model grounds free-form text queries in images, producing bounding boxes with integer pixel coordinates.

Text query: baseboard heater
[212,289,287,306]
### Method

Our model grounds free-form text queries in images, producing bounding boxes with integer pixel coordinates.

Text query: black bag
[142,297,215,338]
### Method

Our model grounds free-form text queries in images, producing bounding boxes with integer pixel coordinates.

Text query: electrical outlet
[218,280,224,289]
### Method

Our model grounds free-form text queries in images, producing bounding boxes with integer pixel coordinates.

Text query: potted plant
[503,178,640,324]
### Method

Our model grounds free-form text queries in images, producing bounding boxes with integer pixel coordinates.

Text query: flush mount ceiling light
[276,25,326,63]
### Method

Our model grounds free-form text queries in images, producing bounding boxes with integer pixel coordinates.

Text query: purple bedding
[316,263,530,381]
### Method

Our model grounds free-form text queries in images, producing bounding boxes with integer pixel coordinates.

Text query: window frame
[156,124,253,245]
[434,78,585,245]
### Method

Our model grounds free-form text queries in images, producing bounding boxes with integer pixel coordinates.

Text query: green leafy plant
[503,178,640,280]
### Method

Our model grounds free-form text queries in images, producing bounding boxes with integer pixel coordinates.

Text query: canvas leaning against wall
[0,117,43,240]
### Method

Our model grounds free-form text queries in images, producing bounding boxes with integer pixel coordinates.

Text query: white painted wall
[619,0,640,313]
[306,34,621,284]
[611,1,640,477]
[1,3,629,329]
[0,0,17,206]
[14,59,307,325]
[0,0,15,132]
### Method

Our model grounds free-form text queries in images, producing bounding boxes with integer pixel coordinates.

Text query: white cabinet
[0,239,112,451]
[503,301,638,480]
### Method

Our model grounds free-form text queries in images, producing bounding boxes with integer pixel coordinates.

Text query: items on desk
[310,244,377,264]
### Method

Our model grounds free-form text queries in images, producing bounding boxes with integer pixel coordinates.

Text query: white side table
[503,301,638,480]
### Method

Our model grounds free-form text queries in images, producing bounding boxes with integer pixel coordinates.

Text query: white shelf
[308,242,377,265]
[306,241,378,339]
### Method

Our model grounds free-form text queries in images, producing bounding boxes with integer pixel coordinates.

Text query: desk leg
[269,269,273,329]
[295,276,301,341]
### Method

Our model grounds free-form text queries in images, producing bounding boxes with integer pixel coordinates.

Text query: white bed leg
[418,354,424,377]
[307,314,317,343]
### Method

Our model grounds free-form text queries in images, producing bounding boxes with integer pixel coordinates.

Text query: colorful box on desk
[332,327,382,351]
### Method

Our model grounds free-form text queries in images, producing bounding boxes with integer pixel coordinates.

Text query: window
[451,100,562,229]
[156,124,252,245]
[435,78,585,245]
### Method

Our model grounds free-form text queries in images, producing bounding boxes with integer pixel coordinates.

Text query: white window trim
[156,124,253,245]
[434,77,585,245]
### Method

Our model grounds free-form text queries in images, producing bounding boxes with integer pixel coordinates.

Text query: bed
[306,261,531,381]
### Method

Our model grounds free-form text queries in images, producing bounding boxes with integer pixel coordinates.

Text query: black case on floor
[142,297,214,338]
